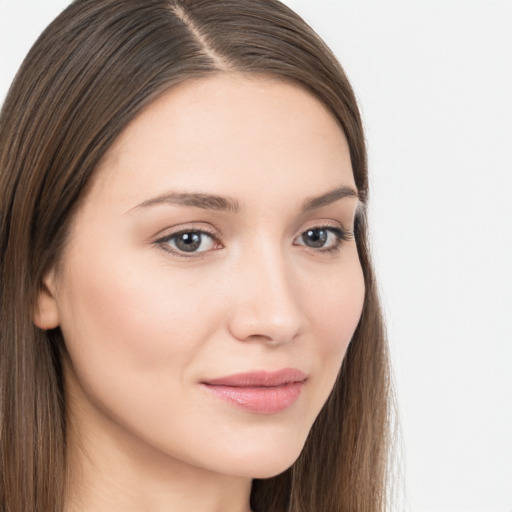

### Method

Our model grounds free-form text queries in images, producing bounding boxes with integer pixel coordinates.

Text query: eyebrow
[129,192,240,214]
[128,185,359,215]
[301,186,359,212]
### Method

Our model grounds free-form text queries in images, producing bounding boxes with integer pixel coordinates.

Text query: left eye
[161,231,216,254]
[295,227,345,250]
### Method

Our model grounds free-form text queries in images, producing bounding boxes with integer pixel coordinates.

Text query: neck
[64,403,253,512]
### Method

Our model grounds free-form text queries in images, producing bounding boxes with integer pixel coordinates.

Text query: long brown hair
[0,1,394,510]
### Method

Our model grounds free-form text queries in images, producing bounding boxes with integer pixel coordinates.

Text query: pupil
[305,228,327,248]
[176,233,201,252]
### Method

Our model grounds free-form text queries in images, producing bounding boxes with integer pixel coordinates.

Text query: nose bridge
[226,235,304,344]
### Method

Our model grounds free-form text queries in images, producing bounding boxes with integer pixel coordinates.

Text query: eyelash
[296,225,354,255]
[154,224,354,259]
[154,226,219,259]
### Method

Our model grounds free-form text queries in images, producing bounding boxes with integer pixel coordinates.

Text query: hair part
[0,1,394,511]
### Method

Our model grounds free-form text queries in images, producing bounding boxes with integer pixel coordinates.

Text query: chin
[212,436,307,480]
[248,459,298,480]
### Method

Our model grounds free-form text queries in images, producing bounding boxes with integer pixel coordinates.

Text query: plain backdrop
[1,1,511,511]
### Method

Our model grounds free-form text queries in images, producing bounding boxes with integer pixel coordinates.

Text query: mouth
[200,368,307,415]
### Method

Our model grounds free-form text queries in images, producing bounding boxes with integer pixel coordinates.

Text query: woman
[0,1,394,511]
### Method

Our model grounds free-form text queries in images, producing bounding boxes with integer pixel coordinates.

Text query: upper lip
[202,368,307,387]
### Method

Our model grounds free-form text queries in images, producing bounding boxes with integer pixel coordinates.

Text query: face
[37,74,365,479]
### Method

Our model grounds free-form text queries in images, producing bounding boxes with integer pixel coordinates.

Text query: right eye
[156,230,219,256]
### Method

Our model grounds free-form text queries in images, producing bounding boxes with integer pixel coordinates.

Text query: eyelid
[297,220,354,239]
[153,225,223,259]
[293,222,354,254]
[152,220,354,260]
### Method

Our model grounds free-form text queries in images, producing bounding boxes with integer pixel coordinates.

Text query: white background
[1,1,511,511]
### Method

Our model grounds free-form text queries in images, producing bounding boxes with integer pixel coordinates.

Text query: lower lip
[201,382,305,414]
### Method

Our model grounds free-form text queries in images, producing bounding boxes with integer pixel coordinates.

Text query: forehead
[90,73,355,212]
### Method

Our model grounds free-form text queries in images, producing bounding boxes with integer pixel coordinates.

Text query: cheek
[56,247,232,456]
[303,253,365,392]
[310,254,364,345]
[56,247,222,387]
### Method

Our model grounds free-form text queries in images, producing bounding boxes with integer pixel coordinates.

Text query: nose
[225,244,305,345]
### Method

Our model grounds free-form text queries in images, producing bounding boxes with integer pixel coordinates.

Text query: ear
[33,269,60,330]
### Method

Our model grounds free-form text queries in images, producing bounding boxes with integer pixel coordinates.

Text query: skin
[35,74,365,512]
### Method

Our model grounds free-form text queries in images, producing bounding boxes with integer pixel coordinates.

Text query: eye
[156,229,219,255]
[295,226,352,253]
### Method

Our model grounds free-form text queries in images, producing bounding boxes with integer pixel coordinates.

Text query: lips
[201,368,307,414]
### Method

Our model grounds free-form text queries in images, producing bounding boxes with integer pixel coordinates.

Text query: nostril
[226,304,303,345]
[225,255,304,344]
